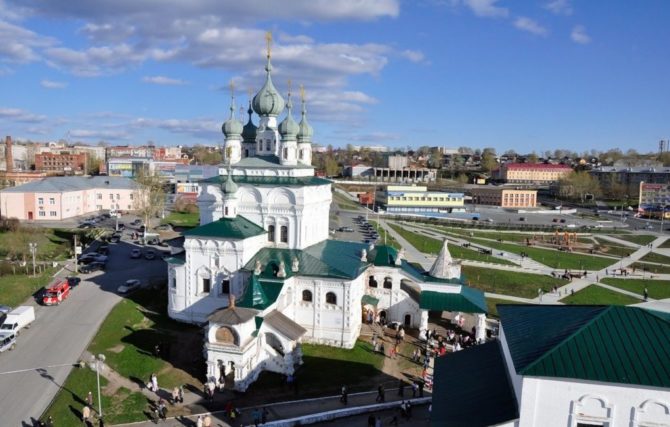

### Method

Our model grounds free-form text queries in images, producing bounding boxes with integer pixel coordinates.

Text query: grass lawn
[161,211,199,227]
[486,298,528,318]
[466,237,616,270]
[560,285,642,305]
[640,252,670,265]
[592,238,634,258]
[611,234,656,246]
[431,226,543,244]
[601,278,670,299]
[660,239,670,249]
[389,223,514,265]
[0,228,96,261]
[249,340,387,397]
[369,220,400,250]
[630,262,670,275]
[462,265,568,299]
[0,267,56,307]
[42,366,148,425]
[332,192,361,211]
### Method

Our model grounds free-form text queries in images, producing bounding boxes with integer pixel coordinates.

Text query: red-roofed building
[497,163,572,184]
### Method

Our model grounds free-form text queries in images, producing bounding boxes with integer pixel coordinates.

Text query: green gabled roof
[368,245,398,267]
[182,215,265,240]
[432,341,518,427]
[243,240,369,280]
[419,288,487,314]
[499,305,670,388]
[237,275,285,311]
[200,174,329,187]
[369,246,465,285]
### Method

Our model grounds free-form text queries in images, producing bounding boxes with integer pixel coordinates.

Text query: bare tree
[133,170,166,236]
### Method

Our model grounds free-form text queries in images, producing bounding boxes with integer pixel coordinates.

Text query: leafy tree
[557,171,601,202]
[133,170,166,235]
[481,151,498,173]
[527,152,539,163]
[324,156,340,177]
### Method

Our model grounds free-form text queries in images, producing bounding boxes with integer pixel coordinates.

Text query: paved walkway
[594,234,641,248]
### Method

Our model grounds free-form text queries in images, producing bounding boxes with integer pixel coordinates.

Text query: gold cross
[265,31,272,58]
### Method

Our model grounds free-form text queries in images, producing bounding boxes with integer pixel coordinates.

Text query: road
[0,227,167,426]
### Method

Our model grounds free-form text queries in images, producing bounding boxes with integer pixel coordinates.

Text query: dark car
[67,276,82,288]
[77,253,101,264]
[116,223,125,231]
[109,234,121,244]
[131,219,142,226]
[80,262,106,274]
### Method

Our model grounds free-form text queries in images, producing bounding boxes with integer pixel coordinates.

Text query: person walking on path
[86,391,94,407]
[171,387,179,405]
[150,373,158,394]
[376,384,385,402]
[340,385,348,405]
[82,405,91,425]
[644,287,649,301]
[412,381,418,398]
[196,415,203,427]
[419,380,425,397]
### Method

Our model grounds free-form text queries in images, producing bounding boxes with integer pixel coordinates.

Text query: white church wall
[365,266,422,328]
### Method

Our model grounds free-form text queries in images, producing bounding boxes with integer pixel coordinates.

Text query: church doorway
[378,310,387,325]
[404,314,412,328]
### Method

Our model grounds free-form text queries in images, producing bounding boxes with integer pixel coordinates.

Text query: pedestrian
[406,401,413,418]
[151,373,158,393]
[178,385,184,403]
[82,405,91,425]
[371,333,377,348]
[46,416,54,427]
[196,415,203,427]
[86,391,94,407]
[418,380,424,397]
[340,385,348,405]
[412,381,418,397]
[207,380,215,401]
[400,400,407,418]
[399,328,405,341]
[376,385,385,402]
[380,342,385,356]
[158,398,167,422]
[98,417,104,427]
[644,287,649,301]
[203,414,212,427]
[390,345,396,359]
[171,386,179,404]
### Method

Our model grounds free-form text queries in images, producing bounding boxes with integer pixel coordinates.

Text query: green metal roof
[419,289,487,314]
[368,245,398,267]
[499,304,670,388]
[237,275,285,311]
[243,240,369,280]
[432,341,518,427]
[200,173,327,186]
[369,245,465,285]
[361,295,379,306]
[182,215,265,240]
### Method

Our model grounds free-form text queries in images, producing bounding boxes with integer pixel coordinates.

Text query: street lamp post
[91,354,106,419]
[661,204,667,236]
[28,242,37,276]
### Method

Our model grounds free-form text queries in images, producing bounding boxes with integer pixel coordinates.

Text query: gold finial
[300,84,305,102]
[265,31,272,58]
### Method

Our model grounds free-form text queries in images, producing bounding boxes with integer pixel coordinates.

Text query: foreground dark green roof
[432,341,518,427]
[200,174,330,187]
[499,304,670,388]
[237,275,284,311]
[243,240,369,280]
[420,287,487,314]
[182,215,265,240]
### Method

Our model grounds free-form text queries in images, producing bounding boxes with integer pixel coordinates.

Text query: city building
[591,166,670,197]
[376,185,465,215]
[343,164,375,178]
[638,182,670,219]
[432,304,670,427]
[106,157,152,178]
[167,44,487,392]
[0,176,138,220]
[496,163,572,184]
[468,187,537,208]
[35,152,88,175]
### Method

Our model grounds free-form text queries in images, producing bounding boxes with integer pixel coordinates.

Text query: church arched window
[326,292,337,305]
[280,225,288,243]
[383,277,393,289]
[368,276,377,288]
[265,140,271,151]
[268,225,275,242]
[302,290,312,302]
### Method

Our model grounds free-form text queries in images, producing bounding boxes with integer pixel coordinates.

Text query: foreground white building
[432,304,670,427]
[166,43,487,391]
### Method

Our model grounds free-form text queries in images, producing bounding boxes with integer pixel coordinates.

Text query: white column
[419,310,429,337]
[475,313,487,343]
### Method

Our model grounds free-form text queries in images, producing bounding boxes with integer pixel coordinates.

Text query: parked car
[116,223,126,231]
[519,217,526,221]
[337,227,354,232]
[559,218,566,223]
[77,253,101,264]
[0,305,10,315]
[131,219,142,226]
[43,281,71,305]
[80,262,106,274]
[117,279,142,294]
[0,332,16,353]
[67,276,81,288]
[130,249,142,259]
[144,250,156,260]
[109,234,121,244]
[155,224,172,231]
[78,222,94,229]
[0,306,35,333]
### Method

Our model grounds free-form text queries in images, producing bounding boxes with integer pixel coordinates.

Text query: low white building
[432,304,670,427]
[166,44,488,391]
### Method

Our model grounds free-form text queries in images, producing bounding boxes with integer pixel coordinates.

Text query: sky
[0,0,669,154]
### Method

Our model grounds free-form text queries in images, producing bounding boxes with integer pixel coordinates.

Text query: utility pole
[29,242,37,276]
[74,234,79,274]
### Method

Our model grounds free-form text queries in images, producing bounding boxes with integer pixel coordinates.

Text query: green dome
[278,96,299,141]
[222,103,242,138]
[222,173,238,195]
[252,57,285,117]
[297,101,313,143]
[242,102,257,143]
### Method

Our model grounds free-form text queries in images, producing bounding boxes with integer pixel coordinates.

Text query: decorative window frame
[569,394,613,427]
[633,399,670,427]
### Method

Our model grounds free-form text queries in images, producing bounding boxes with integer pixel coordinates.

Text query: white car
[118,279,142,294]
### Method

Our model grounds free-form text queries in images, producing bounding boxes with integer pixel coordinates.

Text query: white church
[165,37,487,391]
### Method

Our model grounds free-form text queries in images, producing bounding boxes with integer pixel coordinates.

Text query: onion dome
[242,100,257,143]
[252,52,285,117]
[297,88,313,143]
[222,170,238,195]
[222,95,243,138]
[278,91,299,141]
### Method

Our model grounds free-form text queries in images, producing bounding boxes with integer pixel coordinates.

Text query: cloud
[401,49,425,63]
[571,25,591,44]
[0,20,56,63]
[463,0,508,18]
[544,0,572,16]
[514,17,548,36]
[0,107,47,123]
[142,75,189,85]
[40,79,67,89]
[69,128,129,140]
[338,131,402,142]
